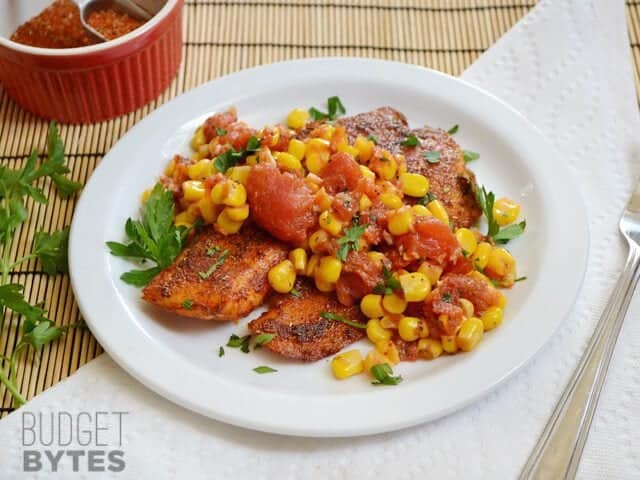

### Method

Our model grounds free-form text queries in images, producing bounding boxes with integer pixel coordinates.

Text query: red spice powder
[87,9,144,41]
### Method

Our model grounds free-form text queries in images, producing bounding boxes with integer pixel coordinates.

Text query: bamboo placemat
[0,0,638,418]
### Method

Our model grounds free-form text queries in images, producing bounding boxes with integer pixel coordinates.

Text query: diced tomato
[320,152,363,194]
[393,216,461,267]
[219,122,257,151]
[246,163,316,246]
[332,192,360,223]
[335,251,381,306]
[445,254,474,275]
[202,109,237,142]
[261,125,292,151]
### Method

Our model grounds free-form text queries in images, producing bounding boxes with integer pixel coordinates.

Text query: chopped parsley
[447,124,459,135]
[199,249,230,279]
[336,222,367,261]
[216,128,227,136]
[320,312,366,330]
[370,363,403,386]
[373,266,402,295]
[227,334,251,353]
[253,333,275,349]
[218,346,225,357]
[367,135,378,144]
[417,192,437,206]
[400,134,419,147]
[181,299,193,310]
[253,366,277,374]
[475,185,526,243]
[515,276,528,282]
[308,96,347,121]
[206,246,221,256]
[423,151,441,164]
[213,135,261,173]
[463,150,480,163]
[442,293,452,303]
[290,288,302,298]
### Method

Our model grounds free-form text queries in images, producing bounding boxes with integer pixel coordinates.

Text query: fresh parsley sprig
[336,222,367,262]
[400,134,419,147]
[320,311,366,330]
[373,266,402,295]
[214,136,261,173]
[370,363,403,386]
[308,96,347,121]
[475,185,526,243]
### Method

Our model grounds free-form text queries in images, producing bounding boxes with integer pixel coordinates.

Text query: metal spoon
[75,0,164,42]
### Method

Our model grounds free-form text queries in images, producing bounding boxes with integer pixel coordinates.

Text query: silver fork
[520,179,640,479]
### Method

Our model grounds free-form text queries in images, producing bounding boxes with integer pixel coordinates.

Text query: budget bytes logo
[21,411,128,473]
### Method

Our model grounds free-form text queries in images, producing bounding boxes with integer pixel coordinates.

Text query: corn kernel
[315,277,335,292]
[224,204,249,222]
[314,124,335,140]
[315,256,342,284]
[191,127,206,150]
[471,242,492,269]
[198,196,219,224]
[456,317,484,352]
[493,197,521,226]
[331,350,364,379]
[288,139,307,160]
[174,210,195,228]
[338,144,360,159]
[382,292,407,314]
[210,182,229,205]
[398,316,421,341]
[364,349,391,373]
[496,291,507,309]
[455,228,478,255]
[441,335,458,353]
[287,108,309,129]
[141,189,151,204]
[418,338,443,360]
[468,270,494,287]
[228,165,251,185]
[288,248,308,274]
[305,253,321,277]
[187,159,214,180]
[411,204,432,217]
[181,180,206,203]
[417,262,443,285]
[319,211,343,237]
[485,247,516,278]
[388,207,414,236]
[398,272,431,302]
[361,294,385,318]
[458,298,475,318]
[268,260,296,293]
[400,173,430,198]
[380,192,403,209]
[481,306,504,331]
[367,251,386,267]
[246,154,258,166]
[359,194,372,212]
[427,199,449,225]
[359,165,376,180]
[224,181,246,207]
[366,318,392,343]
[372,154,397,180]
[354,136,374,161]
[305,139,331,174]
[165,157,177,176]
[215,209,243,235]
[375,340,400,365]
[309,229,330,254]
[275,151,303,171]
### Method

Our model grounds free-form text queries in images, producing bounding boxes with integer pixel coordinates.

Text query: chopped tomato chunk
[392,217,461,267]
[320,152,363,194]
[202,109,237,142]
[335,251,381,306]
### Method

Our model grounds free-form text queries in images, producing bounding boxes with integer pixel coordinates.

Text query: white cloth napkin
[1,0,639,478]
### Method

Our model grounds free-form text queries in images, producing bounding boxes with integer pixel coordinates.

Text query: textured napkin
[1,0,639,478]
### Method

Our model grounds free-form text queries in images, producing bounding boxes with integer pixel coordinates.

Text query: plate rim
[69,57,589,437]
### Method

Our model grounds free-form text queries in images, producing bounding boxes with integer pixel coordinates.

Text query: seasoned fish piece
[248,279,366,361]
[338,106,410,151]
[142,224,288,321]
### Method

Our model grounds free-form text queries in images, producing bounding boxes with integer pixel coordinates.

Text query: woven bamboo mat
[0,0,638,418]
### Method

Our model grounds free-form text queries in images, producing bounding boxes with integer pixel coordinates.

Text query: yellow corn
[411,204,432,217]
[427,199,449,225]
[141,189,152,204]
[481,306,503,331]
[181,180,206,203]
[374,154,397,180]
[485,247,516,278]
[359,194,372,212]
[458,298,475,318]
[315,277,335,292]
[398,272,431,302]
[198,196,219,224]
[288,248,308,274]
[441,335,458,353]
[400,173,430,198]
[315,256,342,284]
[305,138,331,174]
[398,316,421,341]
[361,294,385,318]
[287,139,307,160]
[210,182,229,205]
[496,291,507,309]
[314,124,335,140]
[418,338,443,360]
[375,340,400,365]
[331,350,364,379]
[224,204,249,222]
[268,260,296,293]
[246,154,258,166]
[191,127,206,150]
[287,108,309,129]
[366,318,392,343]
[314,187,333,212]
[275,151,303,171]
[319,211,343,237]
[468,270,494,287]
[174,210,195,228]
[338,143,360,159]
[165,157,177,176]
[228,165,251,185]
[359,165,376,180]
[367,251,386,267]
[308,229,330,253]
[187,159,214,180]
[215,209,243,235]
[388,207,414,236]
[354,136,375,162]
[224,181,247,207]
[471,242,492,270]
[364,349,392,374]
[380,192,403,209]
[417,262,443,286]
[456,317,484,352]
[305,253,321,277]
[455,228,478,255]
[493,197,521,226]
[382,292,407,314]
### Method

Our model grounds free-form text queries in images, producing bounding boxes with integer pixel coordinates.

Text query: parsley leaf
[308,96,347,121]
[373,266,401,295]
[515,276,528,282]
[320,311,366,330]
[423,151,441,164]
[181,299,193,310]
[447,124,459,135]
[475,185,525,243]
[442,292,452,303]
[218,346,225,357]
[198,249,230,279]
[227,334,251,353]
[367,135,378,144]
[213,135,261,173]
[253,365,277,374]
[336,222,367,261]
[290,288,302,298]
[493,221,526,244]
[463,150,480,163]
[254,333,275,349]
[216,128,227,136]
[400,134,419,147]
[370,363,403,386]
[32,227,70,275]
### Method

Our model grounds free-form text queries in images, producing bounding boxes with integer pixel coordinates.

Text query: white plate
[69,58,588,437]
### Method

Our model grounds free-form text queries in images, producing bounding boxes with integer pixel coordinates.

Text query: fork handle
[520,245,640,480]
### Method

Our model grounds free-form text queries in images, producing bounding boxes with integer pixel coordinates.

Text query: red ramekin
[0,0,184,124]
